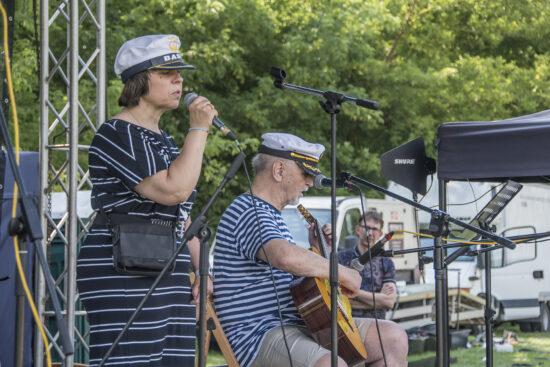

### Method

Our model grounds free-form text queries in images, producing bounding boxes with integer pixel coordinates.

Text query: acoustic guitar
[290,205,367,365]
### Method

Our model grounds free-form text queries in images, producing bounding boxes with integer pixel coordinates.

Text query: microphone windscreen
[183,92,198,107]
[350,258,364,272]
[313,174,327,190]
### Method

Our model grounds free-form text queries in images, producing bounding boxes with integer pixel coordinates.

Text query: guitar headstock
[297,204,314,225]
[297,204,330,260]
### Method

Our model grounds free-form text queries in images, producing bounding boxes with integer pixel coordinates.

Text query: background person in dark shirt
[338,210,397,319]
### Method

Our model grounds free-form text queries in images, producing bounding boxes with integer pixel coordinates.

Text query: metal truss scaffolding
[37,0,105,365]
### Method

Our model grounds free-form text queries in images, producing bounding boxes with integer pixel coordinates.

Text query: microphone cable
[239,147,295,367]
[428,181,505,209]
[398,228,532,246]
[388,284,401,322]
[0,1,53,366]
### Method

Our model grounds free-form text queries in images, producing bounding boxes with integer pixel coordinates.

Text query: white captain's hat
[258,132,325,176]
[114,34,195,83]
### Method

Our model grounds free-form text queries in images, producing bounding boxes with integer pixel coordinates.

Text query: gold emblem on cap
[290,152,319,163]
[167,36,179,52]
[302,162,321,173]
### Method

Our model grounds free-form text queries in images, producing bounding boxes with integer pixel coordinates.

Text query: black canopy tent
[436,109,550,182]
[432,109,550,367]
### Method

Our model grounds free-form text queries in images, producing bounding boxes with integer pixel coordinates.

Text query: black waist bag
[96,212,178,277]
[113,222,177,276]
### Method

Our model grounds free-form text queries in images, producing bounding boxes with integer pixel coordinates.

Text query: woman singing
[77,34,214,366]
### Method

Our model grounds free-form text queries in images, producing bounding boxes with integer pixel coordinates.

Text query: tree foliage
[10,0,550,223]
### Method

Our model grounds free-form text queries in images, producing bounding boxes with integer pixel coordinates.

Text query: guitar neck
[297,205,330,258]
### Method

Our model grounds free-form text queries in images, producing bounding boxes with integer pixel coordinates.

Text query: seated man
[338,211,397,320]
[213,132,408,367]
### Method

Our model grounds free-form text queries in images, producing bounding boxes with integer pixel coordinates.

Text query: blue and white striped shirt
[213,194,305,367]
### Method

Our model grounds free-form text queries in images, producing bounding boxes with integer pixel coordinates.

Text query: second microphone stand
[270,66,379,367]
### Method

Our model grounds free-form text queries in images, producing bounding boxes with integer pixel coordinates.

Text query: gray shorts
[250,318,372,367]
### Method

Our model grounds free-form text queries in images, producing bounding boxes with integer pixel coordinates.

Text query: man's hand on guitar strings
[307,222,333,251]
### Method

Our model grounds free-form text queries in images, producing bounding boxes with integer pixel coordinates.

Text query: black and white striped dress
[77,119,196,366]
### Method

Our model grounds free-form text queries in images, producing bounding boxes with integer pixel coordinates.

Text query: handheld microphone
[350,231,394,271]
[313,174,355,190]
[183,93,237,141]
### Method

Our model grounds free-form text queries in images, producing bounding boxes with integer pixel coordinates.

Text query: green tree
[10,0,550,224]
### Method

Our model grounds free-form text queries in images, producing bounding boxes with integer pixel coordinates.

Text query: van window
[340,208,362,249]
[501,226,536,266]
[282,208,333,250]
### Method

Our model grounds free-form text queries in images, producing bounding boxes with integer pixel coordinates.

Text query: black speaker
[380,137,435,195]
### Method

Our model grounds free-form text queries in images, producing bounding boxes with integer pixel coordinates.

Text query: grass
[405,323,550,367]
[204,323,550,366]
[205,349,227,366]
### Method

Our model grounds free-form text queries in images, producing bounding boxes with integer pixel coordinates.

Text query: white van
[281,196,419,283]
[421,183,550,331]
[209,195,420,282]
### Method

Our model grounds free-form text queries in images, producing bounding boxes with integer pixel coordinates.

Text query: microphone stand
[99,151,246,367]
[479,222,495,367]
[270,66,379,367]
[340,171,514,367]
[0,107,75,359]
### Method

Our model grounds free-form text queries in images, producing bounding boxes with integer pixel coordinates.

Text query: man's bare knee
[313,353,347,367]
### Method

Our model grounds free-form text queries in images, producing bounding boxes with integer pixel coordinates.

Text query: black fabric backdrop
[436,109,550,182]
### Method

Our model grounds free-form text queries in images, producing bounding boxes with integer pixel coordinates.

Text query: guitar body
[290,250,367,365]
[291,205,367,365]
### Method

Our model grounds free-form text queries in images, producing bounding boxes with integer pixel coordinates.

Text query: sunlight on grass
[408,323,550,367]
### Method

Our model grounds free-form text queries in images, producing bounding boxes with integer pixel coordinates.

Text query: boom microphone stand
[0,107,74,359]
[340,171,515,367]
[270,67,379,367]
[99,151,246,367]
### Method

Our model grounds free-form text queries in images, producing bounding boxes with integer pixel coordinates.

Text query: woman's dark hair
[118,70,149,107]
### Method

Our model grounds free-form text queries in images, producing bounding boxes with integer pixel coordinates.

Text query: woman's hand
[187,95,217,131]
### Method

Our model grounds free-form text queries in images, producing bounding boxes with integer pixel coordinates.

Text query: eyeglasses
[358,224,381,233]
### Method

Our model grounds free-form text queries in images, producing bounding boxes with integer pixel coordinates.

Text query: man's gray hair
[252,153,294,177]
[252,153,274,176]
